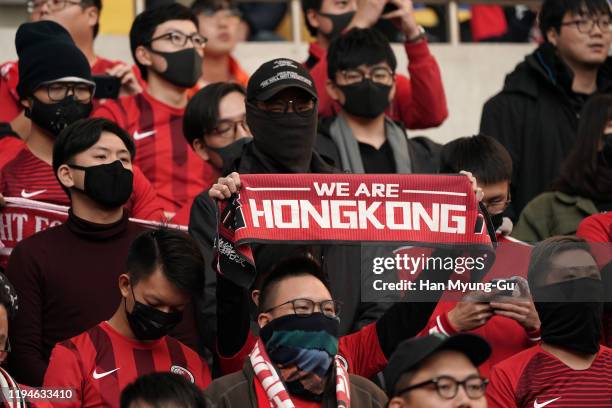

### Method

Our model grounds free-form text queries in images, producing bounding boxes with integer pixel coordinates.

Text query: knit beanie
[16,21,92,98]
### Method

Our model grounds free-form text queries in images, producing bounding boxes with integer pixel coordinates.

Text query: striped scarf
[250,338,351,408]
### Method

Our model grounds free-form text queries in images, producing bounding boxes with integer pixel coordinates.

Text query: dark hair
[81,0,102,38]
[127,228,205,296]
[554,94,612,198]
[52,118,135,189]
[539,0,611,42]
[130,4,199,80]
[183,82,246,146]
[0,274,18,322]
[327,28,397,80]
[439,134,513,185]
[191,0,236,15]
[527,235,593,288]
[120,372,206,408]
[258,255,330,312]
[301,0,323,37]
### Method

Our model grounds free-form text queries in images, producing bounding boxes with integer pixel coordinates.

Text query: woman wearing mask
[513,94,612,242]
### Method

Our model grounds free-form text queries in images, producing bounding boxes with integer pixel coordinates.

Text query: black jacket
[480,43,612,221]
[315,116,442,174]
[188,143,391,352]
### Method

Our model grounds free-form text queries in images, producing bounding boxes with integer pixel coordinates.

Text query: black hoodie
[480,43,612,221]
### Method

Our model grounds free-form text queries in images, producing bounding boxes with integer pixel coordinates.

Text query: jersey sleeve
[393,40,448,129]
[338,322,387,378]
[42,342,84,408]
[577,214,611,243]
[417,303,459,338]
[91,99,128,129]
[128,165,167,221]
[486,363,518,408]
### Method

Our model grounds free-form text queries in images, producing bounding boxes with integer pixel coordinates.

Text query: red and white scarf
[249,338,351,408]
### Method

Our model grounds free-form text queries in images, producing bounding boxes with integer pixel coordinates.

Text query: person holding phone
[301,0,448,130]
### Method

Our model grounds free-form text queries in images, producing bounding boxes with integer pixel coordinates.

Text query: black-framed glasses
[257,98,316,116]
[37,82,96,103]
[483,193,511,215]
[339,67,395,86]
[264,298,342,318]
[560,18,612,33]
[396,375,489,400]
[148,31,208,49]
[208,117,250,139]
[27,0,82,14]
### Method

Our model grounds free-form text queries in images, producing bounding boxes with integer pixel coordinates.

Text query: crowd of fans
[0,0,610,406]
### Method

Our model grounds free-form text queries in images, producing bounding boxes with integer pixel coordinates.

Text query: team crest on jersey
[170,365,195,383]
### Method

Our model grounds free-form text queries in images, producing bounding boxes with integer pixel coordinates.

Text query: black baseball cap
[383,333,491,396]
[246,58,317,102]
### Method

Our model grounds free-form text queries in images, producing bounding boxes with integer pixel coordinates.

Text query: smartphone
[93,75,120,99]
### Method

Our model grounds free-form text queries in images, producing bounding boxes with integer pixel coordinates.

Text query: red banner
[216,174,492,287]
[0,198,186,269]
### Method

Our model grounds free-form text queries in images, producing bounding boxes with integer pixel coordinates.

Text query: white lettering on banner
[246,199,467,233]
[0,213,30,242]
[34,216,62,232]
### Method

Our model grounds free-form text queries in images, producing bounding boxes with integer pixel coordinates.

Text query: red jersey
[0,135,24,170]
[0,57,127,123]
[43,321,210,408]
[92,91,216,212]
[307,40,448,130]
[0,146,165,221]
[218,322,388,379]
[487,345,612,408]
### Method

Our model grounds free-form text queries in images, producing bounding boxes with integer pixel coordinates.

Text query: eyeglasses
[263,298,342,319]
[257,98,316,116]
[27,0,82,14]
[0,339,11,362]
[201,8,242,21]
[339,67,395,86]
[37,82,96,103]
[561,18,612,34]
[396,375,489,400]
[148,31,208,49]
[483,193,511,215]
[208,117,250,140]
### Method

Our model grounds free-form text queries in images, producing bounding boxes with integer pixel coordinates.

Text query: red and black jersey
[0,146,165,221]
[92,91,216,212]
[0,134,25,170]
[487,345,612,407]
[0,57,131,123]
[43,322,210,408]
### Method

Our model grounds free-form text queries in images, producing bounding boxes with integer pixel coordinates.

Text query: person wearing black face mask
[301,0,448,132]
[3,119,185,387]
[44,228,211,408]
[189,58,393,353]
[514,94,612,242]
[487,236,612,408]
[176,82,252,225]
[317,28,440,175]
[0,21,165,225]
[93,4,217,216]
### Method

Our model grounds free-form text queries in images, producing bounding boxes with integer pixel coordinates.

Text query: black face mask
[337,79,391,119]
[68,160,134,208]
[246,102,317,173]
[533,278,604,355]
[26,95,92,136]
[318,11,355,40]
[125,286,183,341]
[600,133,612,166]
[207,137,252,172]
[151,48,202,88]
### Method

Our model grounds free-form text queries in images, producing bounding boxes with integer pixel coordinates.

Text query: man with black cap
[487,236,612,408]
[189,57,387,351]
[384,333,491,408]
[0,21,165,224]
